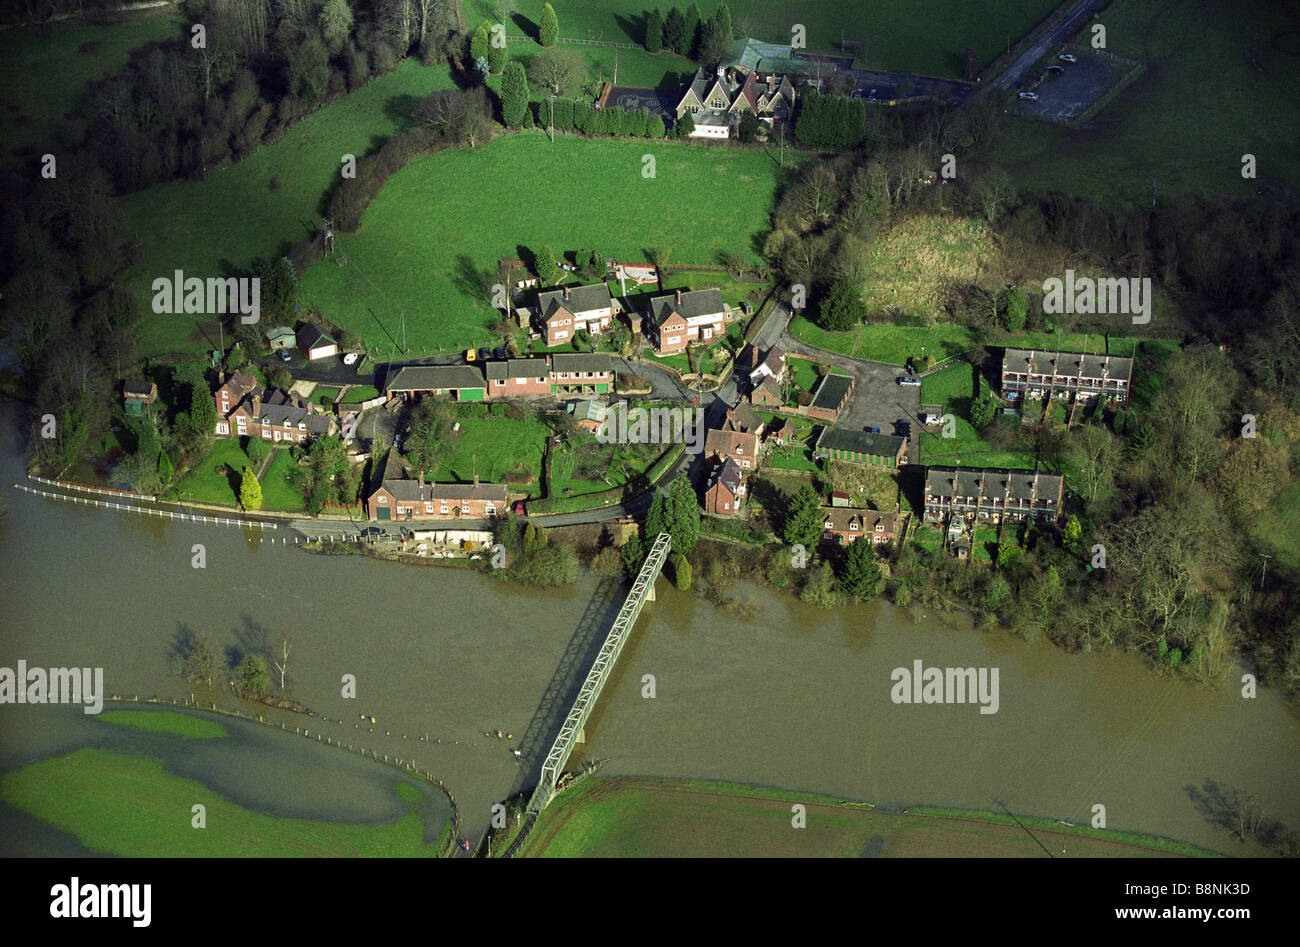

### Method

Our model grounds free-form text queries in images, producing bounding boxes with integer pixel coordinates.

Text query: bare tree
[268,631,292,690]
[527,48,588,96]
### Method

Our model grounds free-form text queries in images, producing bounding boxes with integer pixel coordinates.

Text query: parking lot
[1017,47,1144,126]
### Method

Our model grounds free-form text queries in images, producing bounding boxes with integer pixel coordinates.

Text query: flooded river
[0,402,1296,853]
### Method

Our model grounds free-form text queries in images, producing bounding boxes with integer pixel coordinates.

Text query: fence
[505,35,640,49]
[15,482,274,529]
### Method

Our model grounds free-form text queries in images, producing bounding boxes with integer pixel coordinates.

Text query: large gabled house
[213,372,335,444]
[675,65,796,138]
[535,282,616,346]
[704,426,761,470]
[645,288,728,355]
[703,456,747,516]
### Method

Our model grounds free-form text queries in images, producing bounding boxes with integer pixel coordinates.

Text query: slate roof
[810,373,853,411]
[551,352,613,375]
[254,390,333,435]
[704,427,760,460]
[536,282,612,319]
[648,288,726,327]
[924,467,1064,504]
[815,427,905,458]
[1002,348,1133,382]
[709,457,746,496]
[385,365,485,392]
[485,358,548,382]
[297,323,335,350]
[820,506,898,535]
[725,400,763,435]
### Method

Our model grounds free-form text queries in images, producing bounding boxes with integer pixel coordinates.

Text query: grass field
[260,448,306,512]
[340,385,382,403]
[919,362,1037,469]
[426,408,549,496]
[548,434,661,499]
[490,0,1061,77]
[2,748,443,857]
[984,0,1300,205]
[117,57,460,358]
[173,438,254,506]
[0,8,181,167]
[299,133,791,357]
[518,775,1209,857]
[1250,478,1300,574]
[100,710,227,739]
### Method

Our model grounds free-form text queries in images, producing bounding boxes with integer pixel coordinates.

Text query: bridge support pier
[576,728,585,744]
[646,579,656,602]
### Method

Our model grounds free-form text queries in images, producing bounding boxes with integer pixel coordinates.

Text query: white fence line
[14,483,274,529]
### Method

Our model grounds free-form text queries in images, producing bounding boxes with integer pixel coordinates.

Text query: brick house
[741,343,786,391]
[805,373,854,422]
[821,506,899,548]
[750,373,782,408]
[549,353,614,395]
[646,288,728,355]
[814,428,907,467]
[704,426,761,470]
[367,452,507,522]
[923,467,1065,525]
[703,457,746,515]
[486,357,550,398]
[1000,348,1133,403]
[213,373,335,444]
[535,283,615,346]
[723,400,764,436]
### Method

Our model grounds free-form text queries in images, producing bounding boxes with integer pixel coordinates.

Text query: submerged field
[298,133,791,356]
[518,776,1211,857]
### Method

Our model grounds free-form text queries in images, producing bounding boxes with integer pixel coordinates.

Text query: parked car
[865,426,881,434]
[512,501,526,515]
[493,347,507,359]
[1045,65,1065,77]
[465,348,477,362]
[897,376,921,387]
[276,348,292,362]
[1018,91,1039,101]
[478,347,492,361]
[342,352,359,365]
[1058,53,1077,63]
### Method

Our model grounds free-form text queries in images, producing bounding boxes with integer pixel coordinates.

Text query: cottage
[384,365,486,402]
[486,358,550,398]
[745,344,786,391]
[923,467,1064,526]
[1000,348,1133,403]
[213,373,335,444]
[368,452,508,521]
[703,457,747,515]
[535,283,615,346]
[820,506,899,547]
[806,373,854,422]
[750,373,783,409]
[723,400,764,436]
[813,428,907,467]
[646,288,728,355]
[297,324,338,361]
[704,426,761,470]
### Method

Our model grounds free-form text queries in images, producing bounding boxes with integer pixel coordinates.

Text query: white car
[1018,91,1039,101]
[343,352,359,365]
[1058,53,1077,63]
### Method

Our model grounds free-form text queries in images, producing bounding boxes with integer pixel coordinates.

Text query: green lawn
[548,433,661,499]
[919,363,1037,469]
[0,8,182,167]
[983,0,1300,206]
[426,409,549,496]
[173,438,253,506]
[299,133,793,358]
[496,0,1061,77]
[340,385,382,403]
[117,57,460,358]
[2,748,444,857]
[260,448,306,512]
[1251,479,1300,573]
[100,710,227,739]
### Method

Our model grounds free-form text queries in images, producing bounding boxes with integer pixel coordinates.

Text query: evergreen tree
[188,376,217,438]
[646,8,663,52]
[1001,286,1028,331]
[487,25,508,74]
[551,97,574,130]
[683,2,701,57]
[646,112,665,138]
[470,22,491,66]
[235,655,268,696]
[539,2,559,47]
[818,278,867,331]
[239,466,263,510]
[715,2,731,41]
[671,552,692,590]
[646,490,668,540]
[664,7,686,54]
[621,534,647,577]
[783,484,823,548]
[800,561,840,607]
[158,450,174,486]
[838,538,884,602]
[677,110,695,137]
[500,61,529,126]
[666,474,700,555]
[969,394,996,429]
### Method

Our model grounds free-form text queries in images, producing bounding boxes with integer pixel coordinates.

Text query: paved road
[987,0,1108,92]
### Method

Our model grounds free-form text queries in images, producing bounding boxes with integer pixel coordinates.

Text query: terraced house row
[923,467,1065,525]
[384,353,614,403]
[1000,349,1133,403]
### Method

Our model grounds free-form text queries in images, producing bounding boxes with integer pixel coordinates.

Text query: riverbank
[515,776,1218,857]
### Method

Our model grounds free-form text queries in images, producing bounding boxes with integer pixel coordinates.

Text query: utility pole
[1260,553,1272,590]
[549,94,555,144]
[613,52,619,86]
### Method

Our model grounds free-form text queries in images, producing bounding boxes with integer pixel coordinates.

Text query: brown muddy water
[0,402,1296,854]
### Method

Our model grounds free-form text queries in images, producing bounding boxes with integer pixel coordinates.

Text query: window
[440,505,448,515]
[485,504,495,515]
[378,495,387,504]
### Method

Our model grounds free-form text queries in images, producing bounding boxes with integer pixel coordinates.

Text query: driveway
[987,0,1109,92]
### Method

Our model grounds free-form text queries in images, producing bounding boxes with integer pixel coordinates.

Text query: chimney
[675,289,682,305]
[563,286,570,301]
[251,393,261,416]
[418,471,424,487]
[473,474,480,487]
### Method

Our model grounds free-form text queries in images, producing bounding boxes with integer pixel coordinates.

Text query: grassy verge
[2,748,445,857]
[100,709,227,739]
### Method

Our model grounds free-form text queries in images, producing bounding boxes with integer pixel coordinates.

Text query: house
[814,428,907,467]
[265,325,296,351]
[723,400,764,436]
[820,506,899,547]
[384,365,486,402]
[122,380,157,417]
[535,283,615,346]
[675,63,797,137]
[704,426,760,470]
[212,373,335,444]
[806,373,854,422]
[703,457,747,515]
[923,467,1065,525]
[486,358,550,398]
[368,452,508,521]
[762,416,790,448]
[745,344,786,391]
[549,352,614,395]
[646,288,728,355]
[750,373,783,409]
[297,323,338,361]
[1000,348,1133,403]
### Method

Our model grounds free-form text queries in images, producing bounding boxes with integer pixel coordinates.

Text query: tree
[244,433,268,464]
[817,278,867,331]
[180,633,220,689]
[268,631,291,690]
[240,466,263,510]
[536,245,559,284]
[682,3,701,57]
[470,21,491,66]
[487,26,509,74]
[981,573,1011,613]
[527,47,587,96]
[664,7,686,53]
[500,61,529,126]
[188,375,217,439]
[157,449,174,486]
[234,654,268,697]
[737,110,761,143]
[676,110,695,138]
[783,484,823,548]
[671,552,692,590]
[972,167,1015,222]
[800,561,840,607]
[621,533,647,576]
[319,0,355,52]
[1000,286,1028,332]
[539,2,558,46]
[666,474,700,555]
[969,393,996,429]
[1067,423,1122,501]
[645,8,663,52]
[838,538,884,602]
